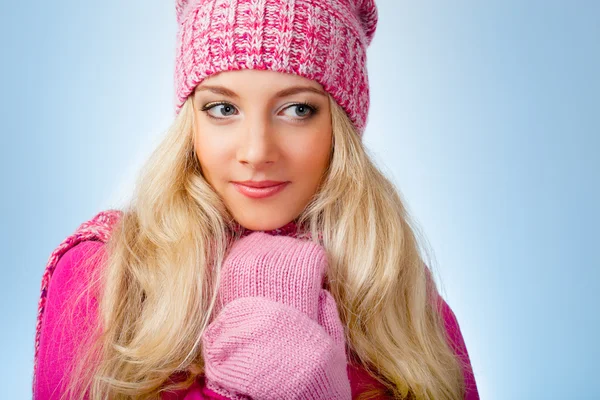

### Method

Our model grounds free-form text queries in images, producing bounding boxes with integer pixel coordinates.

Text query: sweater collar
[229,219,308,239]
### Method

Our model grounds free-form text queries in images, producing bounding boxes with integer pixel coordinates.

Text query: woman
[33,0,479,399]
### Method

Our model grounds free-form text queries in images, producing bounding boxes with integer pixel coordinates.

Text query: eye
[281,102,318,120]
[200,101,319,121]
[201,102,238,119]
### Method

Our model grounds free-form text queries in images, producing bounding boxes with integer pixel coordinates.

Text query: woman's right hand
[213,231,328,319]
[200,231,351,399]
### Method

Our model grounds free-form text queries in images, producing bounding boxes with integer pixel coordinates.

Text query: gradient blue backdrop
[2,1,598,398]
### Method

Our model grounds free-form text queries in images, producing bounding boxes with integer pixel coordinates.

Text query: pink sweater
[33,220,479,399]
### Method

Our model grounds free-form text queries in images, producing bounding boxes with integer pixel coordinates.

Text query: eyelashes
[200,101,320,122]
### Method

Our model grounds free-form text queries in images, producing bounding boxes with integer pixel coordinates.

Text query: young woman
[33,1,479,399]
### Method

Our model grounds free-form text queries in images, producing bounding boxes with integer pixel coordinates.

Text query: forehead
[195,69,326,95]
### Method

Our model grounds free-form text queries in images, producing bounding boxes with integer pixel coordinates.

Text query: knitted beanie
[174,0,378,137]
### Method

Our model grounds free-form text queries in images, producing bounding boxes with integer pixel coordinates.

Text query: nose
[236,116,280,168]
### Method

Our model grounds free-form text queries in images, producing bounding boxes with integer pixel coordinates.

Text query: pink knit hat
[174,0,378,137]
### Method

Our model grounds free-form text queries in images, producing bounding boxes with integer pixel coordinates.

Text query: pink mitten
[201,232,351,400]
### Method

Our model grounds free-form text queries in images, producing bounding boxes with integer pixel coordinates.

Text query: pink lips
[232,182,290,199]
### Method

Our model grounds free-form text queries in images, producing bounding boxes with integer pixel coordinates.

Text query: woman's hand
[201,232,351,400]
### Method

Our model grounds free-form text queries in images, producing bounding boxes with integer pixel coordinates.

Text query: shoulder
[33,209,122,378]
[437,295,466,355]
[437,299,480,399]
[49,240,106,297]
[41,208,122,280]
[42,207,122,315]
[42,239,108,333]
[424,267,480,397]
[39,240,107,355]
[422,265,462,329]
[33,239,108,399]
[41,208,122,307]
[422,263,471,358]
[42,209,122,296]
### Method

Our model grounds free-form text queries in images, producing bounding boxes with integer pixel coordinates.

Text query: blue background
[2,1,598,398]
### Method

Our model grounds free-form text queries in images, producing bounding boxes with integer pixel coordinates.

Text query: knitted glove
[201,231,351,400]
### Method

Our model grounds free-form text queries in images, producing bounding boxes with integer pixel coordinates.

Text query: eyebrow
[195,85,328,99]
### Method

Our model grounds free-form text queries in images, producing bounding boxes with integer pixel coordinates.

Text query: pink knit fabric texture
[214,232,328,319]
[201,231,351,399]
[173,0,378,136]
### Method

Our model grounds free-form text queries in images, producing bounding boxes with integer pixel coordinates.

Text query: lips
[232,181,289,199]
[232,180,288,188]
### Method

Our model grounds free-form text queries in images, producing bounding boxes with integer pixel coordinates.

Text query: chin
[233,212,299,232]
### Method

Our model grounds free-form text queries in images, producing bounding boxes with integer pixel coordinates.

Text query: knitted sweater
[33,210,479,399]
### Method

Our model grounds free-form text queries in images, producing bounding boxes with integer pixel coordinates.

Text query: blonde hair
[62,93,467,399]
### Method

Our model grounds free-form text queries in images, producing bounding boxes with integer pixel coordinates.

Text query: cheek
[194,136,231,183]
[291,133,331,184]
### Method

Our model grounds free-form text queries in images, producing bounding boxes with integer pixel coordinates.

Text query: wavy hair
[62,92,467,399]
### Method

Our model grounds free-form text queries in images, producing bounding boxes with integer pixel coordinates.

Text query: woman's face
[192,69,333,231]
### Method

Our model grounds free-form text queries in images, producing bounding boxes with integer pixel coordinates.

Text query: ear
[175,0,190,25]
[350,0,379,46]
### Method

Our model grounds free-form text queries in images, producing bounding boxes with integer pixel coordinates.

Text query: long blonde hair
[63,93,467,399]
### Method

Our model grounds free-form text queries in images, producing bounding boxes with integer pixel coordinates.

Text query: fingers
[202,297,351,399]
